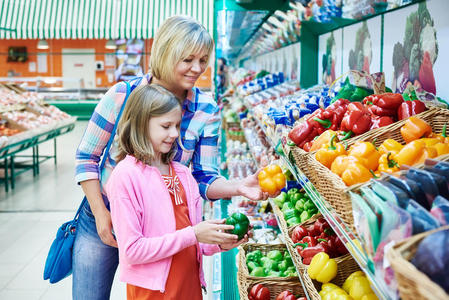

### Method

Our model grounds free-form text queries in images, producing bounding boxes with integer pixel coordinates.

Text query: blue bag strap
[74,80,133,220]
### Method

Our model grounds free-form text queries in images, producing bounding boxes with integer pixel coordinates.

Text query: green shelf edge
[219,128,240,300]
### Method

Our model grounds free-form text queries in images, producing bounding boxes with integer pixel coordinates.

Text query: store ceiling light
[37,39,49,50]
[105,39,117,50]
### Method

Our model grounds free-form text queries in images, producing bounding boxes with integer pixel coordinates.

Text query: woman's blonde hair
[117,84,181,165]
[150,15,214,83]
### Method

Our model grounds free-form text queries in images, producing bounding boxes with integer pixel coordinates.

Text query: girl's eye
[162,125,169,129]
[184,59,193,63]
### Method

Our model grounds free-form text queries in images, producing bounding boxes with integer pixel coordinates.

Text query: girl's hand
[219,233,249,251]
[193,219,238,244]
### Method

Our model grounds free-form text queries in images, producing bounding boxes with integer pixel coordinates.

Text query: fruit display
[246,249,297,278]
[315,117,449,186]
[0,119,21,137]
[318,271,377,300]
[2,111,53,129]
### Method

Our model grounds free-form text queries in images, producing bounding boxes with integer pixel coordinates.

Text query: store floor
[0,121,214,300]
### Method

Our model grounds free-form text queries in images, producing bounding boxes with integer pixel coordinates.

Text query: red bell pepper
[370,115,394,130]
[276,291,297,300]
[303,141,313,152]
[249,283,271,300]
[334,236,349,256]
[288,121,319,148]
[397,99,427,120]
[309,217,331,236]
[364,93,404,117]
[291,225,308,243]
[313,99,350,131]
[300,241,330,264]
[340,102,372,136]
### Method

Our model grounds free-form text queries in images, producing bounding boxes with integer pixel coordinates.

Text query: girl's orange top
[126,166,202,300]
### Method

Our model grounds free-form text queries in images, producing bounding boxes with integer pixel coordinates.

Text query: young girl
[106,84,246,299]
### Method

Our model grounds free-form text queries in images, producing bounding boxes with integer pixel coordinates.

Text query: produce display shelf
[246,110,391,300]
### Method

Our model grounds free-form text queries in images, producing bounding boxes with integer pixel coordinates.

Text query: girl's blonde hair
[150,15,214,83]
[117,84,181,165]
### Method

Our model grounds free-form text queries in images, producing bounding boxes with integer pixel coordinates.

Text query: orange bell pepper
[310,130,338,152]
[348,141,381,171]
[341,162,373,186]
[394,140,426,166]
[420,146,438,163]
[420,138,440,147]
[378,139,403,156]
[330,155,366,177]
[400,117,432,143]
[315,135,347,168]
[378,152,400,174]
[258,164,286,196]
[435,142,449,156]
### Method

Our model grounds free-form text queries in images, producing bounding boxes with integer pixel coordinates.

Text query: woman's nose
[191,60,202,73]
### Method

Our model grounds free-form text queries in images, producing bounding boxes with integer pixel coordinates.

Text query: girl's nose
[170,128,179,138]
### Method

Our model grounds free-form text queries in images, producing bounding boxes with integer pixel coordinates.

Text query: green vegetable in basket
[283,208,298,221]
[277,260,289,273]
[246,250,263,264]
[295,198,305,211]
[247,261,259,273]
[287,216,302,227]
[282,202,294,212]
[304,199,317,211]
[267,270,282,277]
[287,188,300,198]
[266,250,283,262]
[250,266,266,277]
[284,251,293,267]
[300,210,313,223]
[289,193,303,206]
[262,260,279,273]
[284,266,297,277]
[273,192,288,208]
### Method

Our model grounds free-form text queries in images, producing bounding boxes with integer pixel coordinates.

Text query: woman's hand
[95,209,118,248]
[237,169,281,201]
[193,219,239,244]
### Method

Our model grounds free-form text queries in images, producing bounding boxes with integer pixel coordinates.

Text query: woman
[73,16,265,300]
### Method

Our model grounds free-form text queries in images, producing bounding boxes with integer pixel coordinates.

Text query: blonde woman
[73,16,265,299]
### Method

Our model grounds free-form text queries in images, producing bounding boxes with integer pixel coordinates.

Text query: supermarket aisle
[0,121,214,300]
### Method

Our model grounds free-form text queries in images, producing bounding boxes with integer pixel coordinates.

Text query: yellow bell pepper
[315,135,347,169]
[400,116,432,143]
[435,142,449,156]
[349,276,375,300]
[348,141,381,171]
[341,162,374,186]
[331,155,365,177]
[378,139,403,156]
[343,271,365,293]
[307,252,337,283]
[377,152,400,174]
[419,138,440,147]
[322,289,353,300]
[394,140,426,166]
[310,130,338,152]
[361,294,379,300]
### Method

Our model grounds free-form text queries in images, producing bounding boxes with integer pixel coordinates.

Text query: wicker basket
[387,226,449,300]
[238,277,306,300]
[290,107,449,229]
[300,254,362,300]
[271,198,321,234]
[237,243,299,282]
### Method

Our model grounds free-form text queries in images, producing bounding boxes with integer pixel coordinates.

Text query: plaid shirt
[75,74,221,201]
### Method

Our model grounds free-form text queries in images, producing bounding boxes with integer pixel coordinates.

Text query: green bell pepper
[273,192,287,208]
[289,193,302,206]
[246,250,263,264]
[247,261,259,272]
[267,250,283,262]
[283,208,298,220]
[300,210,312,223]
[267,270,282,277]
[304,199,316,211]
[262,259,279,272]
[287,188,300,198]
[287,216,301,227]
[295,198,306,211]
[277,260,289,272]
[250,266,266,277]
[284,266,297,277]
[283,251,293,267]
[225,212,249,240]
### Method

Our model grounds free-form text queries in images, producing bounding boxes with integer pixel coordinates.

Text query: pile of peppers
[291,217,348,264]
[318,271,377,300]
[249,283,306,300]
[246,249,297,278]
[288,92,428,152]
[315,117,448,186]
[273,188,319,227]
